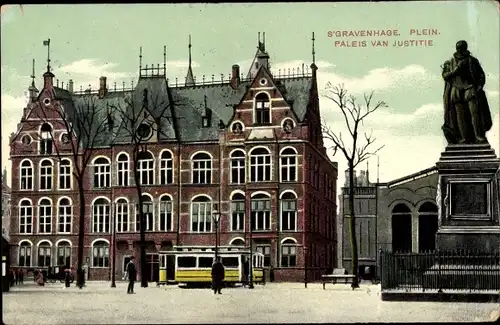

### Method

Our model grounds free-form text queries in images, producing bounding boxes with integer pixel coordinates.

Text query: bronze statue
[441,40,492,144]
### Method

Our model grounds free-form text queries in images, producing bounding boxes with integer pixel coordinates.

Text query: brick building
[8,36,338,282]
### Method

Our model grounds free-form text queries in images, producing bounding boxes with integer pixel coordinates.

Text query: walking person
[17,268,24,285]
[243,258,250,288]
[35,270,45,286]
[211,258,225,295]
[124,256,137,294]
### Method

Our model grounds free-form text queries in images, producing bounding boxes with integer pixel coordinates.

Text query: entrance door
[166,255,175,280]
[145,254,159,282]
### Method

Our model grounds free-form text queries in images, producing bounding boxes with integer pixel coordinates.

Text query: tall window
[280,148,297,182]
[59,159,72,189]
[418,202,438,252]
[58,198,72,233]
[230,193,245,231]
[37,242,52,267]
[39,160,53,190]
[115,198,129,232]
[280,239,297,267]
[20,160,33,190]
[251,194,271,231]
[280,192,297,231]
[93,157,111,188]
[230,150,245,184]
[192,152,212,184]
[18,242,32,267]
[159,195,173,232]
[38,198,52,234]
[391,203,412,253]
[39,123,53,155]
[19,199,33,234]
[138,151,154,185]
[255,243,271,267]
[190,196,212,232]
[92,241,109,267]
[250,148,271,182]
[136,195,154,231]
[254,93,271,124]
[92,198,110,233]
[57,242,71,267]
[117,153,129,186]
[160,151,173,184]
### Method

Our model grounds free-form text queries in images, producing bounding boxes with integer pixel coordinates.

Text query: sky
[1,2,499,192]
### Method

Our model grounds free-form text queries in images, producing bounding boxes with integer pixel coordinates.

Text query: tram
[158,246,265,287]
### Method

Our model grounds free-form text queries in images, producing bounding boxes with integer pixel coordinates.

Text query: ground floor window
[280,239,297,267]
[37,245,52,267]
[57,244,71,266]
[92,241,109,267]
[255,244,271,267]
[18,243,32,267]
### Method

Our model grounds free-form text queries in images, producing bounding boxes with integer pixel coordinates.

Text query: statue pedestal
[435,144,500,253]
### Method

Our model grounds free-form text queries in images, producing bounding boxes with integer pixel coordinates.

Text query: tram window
[222,257,239,267]
[178,256,197,268]
[198,257,213,268]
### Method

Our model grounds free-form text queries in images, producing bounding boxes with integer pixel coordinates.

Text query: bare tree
[30,94,113,289]
[109,88,180,288]
[321,83,386,289]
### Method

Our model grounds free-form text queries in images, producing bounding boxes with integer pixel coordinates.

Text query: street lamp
[110,203,116,288]
[248,215,254,289]
[212,204,222,261]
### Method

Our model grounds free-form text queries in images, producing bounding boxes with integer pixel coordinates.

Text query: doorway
[145,254,159,282]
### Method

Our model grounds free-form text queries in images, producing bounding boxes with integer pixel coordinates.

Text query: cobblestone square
[3,281,499,324]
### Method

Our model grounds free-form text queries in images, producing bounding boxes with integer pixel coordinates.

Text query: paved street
[3,281,499,324]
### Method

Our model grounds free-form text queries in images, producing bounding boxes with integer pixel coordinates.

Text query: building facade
[8,37,338,282]
[339,167,439,278]
[2,169,11,240]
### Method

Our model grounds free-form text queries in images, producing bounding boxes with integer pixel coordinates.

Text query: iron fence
[380,250,500,292]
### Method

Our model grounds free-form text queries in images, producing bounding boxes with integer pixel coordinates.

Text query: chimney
[98,76,107,99]
[230,65,240,89]
[68,79,74,93]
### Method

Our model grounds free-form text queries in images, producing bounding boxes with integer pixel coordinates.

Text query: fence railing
[380,250,500,292]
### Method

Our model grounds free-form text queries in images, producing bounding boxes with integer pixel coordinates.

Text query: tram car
[158,246,265,287]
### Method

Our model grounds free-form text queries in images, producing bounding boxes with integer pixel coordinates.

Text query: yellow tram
[158,246,265,286]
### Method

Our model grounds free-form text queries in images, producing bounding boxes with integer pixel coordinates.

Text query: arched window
[250,148,271,182]
[280,192,297,231]
[56,241,71,267]
[281,239,297,267]
[192,152,212,184]
[418,202,438,252]
[391,203,412,253]
[37,241,52,267]
[20,160,33,190]
[39,123,53,155]
[230,150,245,184]
[19,199,33,234]
[117,153,129,187]
[230,238,245,246]
[160,151,173,185]
[57,198,72,233]
[92,240,109,267]
[254,93,270,125]
[251,193,271,231]
[136,194,154,231]
[190,196,212,232]
[230,193,245,231]
[115,198,129,232]
[93,157,111,188]
[38,198,52,234]
[280,148,297,182]
[138,151,154,185]
[39,160,53,190]
[92,198,110,233]
[18,241,32,267]
[59,159,72,190]
[159,195,173,232]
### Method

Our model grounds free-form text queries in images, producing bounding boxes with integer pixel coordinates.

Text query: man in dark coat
[243,258,250,287]
[125,256,137,294]
[211,258,225,295]
[441,40,492,144]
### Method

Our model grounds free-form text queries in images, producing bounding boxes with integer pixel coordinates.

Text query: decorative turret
[247,32,270,79]
[42,38,55,89]
[28,59,39,102]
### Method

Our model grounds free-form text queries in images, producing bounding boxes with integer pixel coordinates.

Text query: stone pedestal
[435,144,500,253]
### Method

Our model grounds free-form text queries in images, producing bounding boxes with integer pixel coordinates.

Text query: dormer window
[202,108,212,128]
[39,123,53,155]
[254,93,271,125]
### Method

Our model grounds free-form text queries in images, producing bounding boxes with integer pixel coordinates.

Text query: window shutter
[111,162,117,186]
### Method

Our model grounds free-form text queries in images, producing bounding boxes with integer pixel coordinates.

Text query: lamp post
[304,246,308,288]
[248,215,254,289]
[110,203,116,288]
[212,204,222,261]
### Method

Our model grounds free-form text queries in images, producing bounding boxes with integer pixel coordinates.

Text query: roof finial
[377,155,380,183]
[139,46,143,76]
[258,32,261,47]
[163,45,167,76]
[312,32,316,65]
[43,39,51,72]
[30,59,36,86]
[263,32,266,51]
[185,35,195,86]
[188,35,192,68]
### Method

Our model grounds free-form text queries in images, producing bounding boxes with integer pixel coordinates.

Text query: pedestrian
[211,258,225,295]
[35,270,45,286]
[124,256,137,294]
[243,258,250,287]
[17,268,24,285]
[9,269,15,287]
